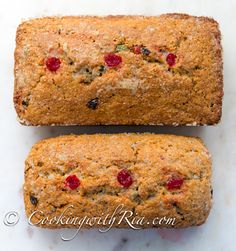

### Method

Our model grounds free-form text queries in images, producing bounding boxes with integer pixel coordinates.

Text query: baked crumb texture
[14,14,223,126]
[24,134,212,229]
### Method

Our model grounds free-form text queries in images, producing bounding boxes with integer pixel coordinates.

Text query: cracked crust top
[24,134,212,229]
[14,14,223,126]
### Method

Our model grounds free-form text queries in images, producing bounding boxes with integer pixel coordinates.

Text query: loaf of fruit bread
[14,14,223,126]
[24,134,212,229]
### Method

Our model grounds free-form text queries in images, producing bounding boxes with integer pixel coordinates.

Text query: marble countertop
[0,0,235,250]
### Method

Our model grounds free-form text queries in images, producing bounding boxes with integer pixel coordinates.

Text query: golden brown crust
[24,134,212,229]
[14,14,223,126]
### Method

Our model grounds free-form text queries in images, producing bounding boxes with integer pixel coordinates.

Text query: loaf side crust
[24,134,212,229]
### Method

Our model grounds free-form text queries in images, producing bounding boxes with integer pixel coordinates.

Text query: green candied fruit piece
[115,44,128,52]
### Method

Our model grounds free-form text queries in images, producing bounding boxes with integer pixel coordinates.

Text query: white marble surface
[0,0,235,250]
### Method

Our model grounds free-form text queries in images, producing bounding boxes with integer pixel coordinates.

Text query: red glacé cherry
[104,53,122,68]
[133,45,142,54]
[46,57,61,72]
[117,169,133,188]
[65,175,80,190]
[167,177,183,190]
[166,53,177,67]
